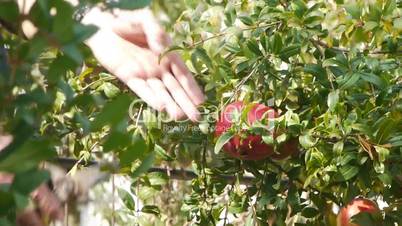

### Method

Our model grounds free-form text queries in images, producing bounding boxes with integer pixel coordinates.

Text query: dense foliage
[0,0,401,225]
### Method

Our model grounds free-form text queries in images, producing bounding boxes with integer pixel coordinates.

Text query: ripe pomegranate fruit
[215,101,298,160]
[337,198,380,226]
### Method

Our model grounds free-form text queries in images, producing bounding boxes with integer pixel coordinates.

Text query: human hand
[0,173,63,226]
[82,8,205,121]
[0,135,63,226]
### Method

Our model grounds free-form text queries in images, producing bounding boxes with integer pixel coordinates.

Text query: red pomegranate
[215,101,277,160]
[271,137,299,160]
[337,198,380,226]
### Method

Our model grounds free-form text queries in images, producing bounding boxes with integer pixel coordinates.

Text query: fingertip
[166,108,185,121]
[188,109,202,122]
[194,94,206,106]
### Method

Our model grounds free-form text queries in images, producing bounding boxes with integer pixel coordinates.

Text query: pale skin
[2,0,206,225]
[20,1,204,121]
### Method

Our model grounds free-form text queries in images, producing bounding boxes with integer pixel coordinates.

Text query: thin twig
[310,39,402,55]
[223,180,235,226]
[56,157,256,184]
[189,21,281,48]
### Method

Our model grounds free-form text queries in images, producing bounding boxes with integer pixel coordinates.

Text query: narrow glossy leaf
[374,146,389,162]
[359,72,386,89]
[107,0,151,10]
[193,47,213,69]
[339,165,359,181]
[141,205,160,216]
[271,33,283,54]
[148,172,168,186]
[118,188,135,210]
[239,16,253,26]
[246,40,263,56]
[154,144,174,161]
[327,89,340,111]
[131,152,155,179]
[345,3,362,19]
[91,94,131,131]
[340,73,360,89]
[299,133,316,149]
[214,132,234,154]
[279,45,301,62]
[119,136,147,167]
[11,170,50,195]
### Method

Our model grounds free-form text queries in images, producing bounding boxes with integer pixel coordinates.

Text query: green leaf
[271,33,283,54]
[246,39,263,56]
[154,144,174,161]
[351,212,380,226]
[91,94,131,131]
[141,205,160,216]
[304,64,330,87]
[374,146,389,162]
[0,1,19,21]
[301,207,320,218]
[299,133,316,149]
[0,139,55,173]
[292,0,307,18]
[327,89,340,111]
[345,3,362,19]
[340,73,360,89]
[118,188,135,210]
[214,132,234,154]
[192,47,213,69]
[339,165,359,181]
[279,45,301,62]
[11,170,50,195]
[131,152,155,179]
[333,141,344,154]
[359,72,387,89]
[148,172,168,186]
[103,131,131,152]
[107,0,151,10]
[0,190,14,215]
[73,24,98,44]
[119,136,147,167]
[99,82,120,98]
[135,185,158,200]
[239,16,253,26]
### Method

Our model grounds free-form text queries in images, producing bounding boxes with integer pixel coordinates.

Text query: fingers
[16,184,63,226]
[161,72,201,121]
[146,78,185,120]
[168,53,205,105]
[139,10,171,54]
[126,77,165,111]
[31,184,64,221]
[85,20,204,121]
[16,210,44,226]
[0,134,13,151]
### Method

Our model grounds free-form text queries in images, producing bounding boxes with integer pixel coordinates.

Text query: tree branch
[54,157,256,184]
[310,39,402,55]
